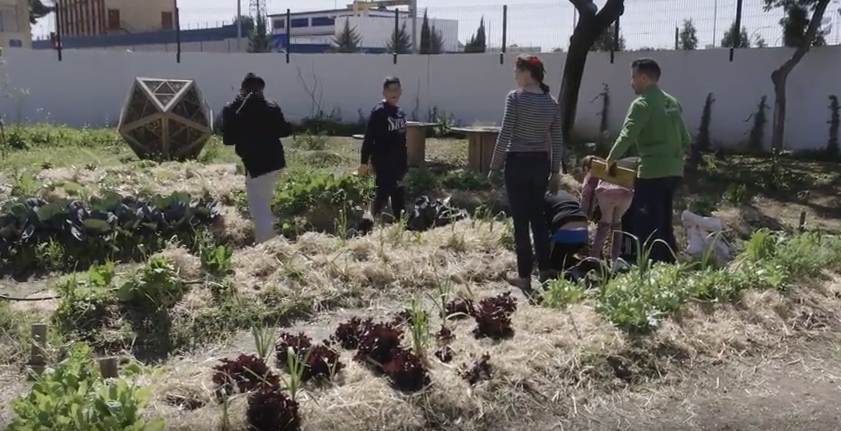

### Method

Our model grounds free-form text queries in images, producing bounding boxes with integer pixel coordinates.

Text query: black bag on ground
[406,196,468,232]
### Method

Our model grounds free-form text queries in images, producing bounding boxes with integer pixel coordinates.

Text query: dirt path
[546,339,841,431]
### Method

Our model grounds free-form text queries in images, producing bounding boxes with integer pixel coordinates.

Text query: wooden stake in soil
[27,323,48,377]
[799,211,807,232]
[99,357,119,378]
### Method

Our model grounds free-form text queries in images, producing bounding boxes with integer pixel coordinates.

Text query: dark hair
[241,73,266,92]
[515,55,550,94]
[581,155,595,170]
[630,58,661,81]
[383,76,401,89]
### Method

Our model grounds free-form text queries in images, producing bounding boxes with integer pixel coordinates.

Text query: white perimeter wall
[2,46,840,151]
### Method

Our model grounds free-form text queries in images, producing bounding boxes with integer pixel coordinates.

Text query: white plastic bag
[681,210,732,262]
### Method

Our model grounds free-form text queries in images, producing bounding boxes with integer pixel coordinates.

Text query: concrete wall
[3,46,840,151]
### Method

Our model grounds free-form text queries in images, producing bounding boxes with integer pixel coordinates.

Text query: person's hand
[548,172,561,193]
[357,164,370,177]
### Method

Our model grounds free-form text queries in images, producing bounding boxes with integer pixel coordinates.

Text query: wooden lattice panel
[117,77,213,160]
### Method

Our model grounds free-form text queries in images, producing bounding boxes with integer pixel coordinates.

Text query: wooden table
[406,121,439,168]
[452,126,500,173]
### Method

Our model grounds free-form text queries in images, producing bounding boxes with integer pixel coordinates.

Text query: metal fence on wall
[31,0,841,60]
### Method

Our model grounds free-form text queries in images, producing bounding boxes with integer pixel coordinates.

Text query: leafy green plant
[0,191,222,275]
[117,256,185,309]
[541,277,589,309]
[53,262,117,338]
[9,343,162,431]
[200,244,234,277]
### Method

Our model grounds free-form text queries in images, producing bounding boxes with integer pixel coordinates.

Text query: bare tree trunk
[558,0,625,148]
[769,0,831,151]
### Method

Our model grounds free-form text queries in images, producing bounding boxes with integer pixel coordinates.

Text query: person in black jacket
[544,190,590,277]
[222,73,291,243]
[358,76,408,222]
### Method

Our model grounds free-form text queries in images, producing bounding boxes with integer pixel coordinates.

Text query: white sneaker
[611,258,630,273]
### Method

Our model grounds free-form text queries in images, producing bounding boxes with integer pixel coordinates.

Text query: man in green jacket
[606,58,690,263]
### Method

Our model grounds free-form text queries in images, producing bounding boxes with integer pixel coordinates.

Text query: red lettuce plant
[381,348,431,392]
[434,346,454,363]
[459,353,492,385]
[445,297,475,319]
[472,292,517,339]
[330,316,373,349]
[436,325,454,344]
[212,353,279,396]
[246,387,301,431]
[354,321,403,367]
[276,331,344,381]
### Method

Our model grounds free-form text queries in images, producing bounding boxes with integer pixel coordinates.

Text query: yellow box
[589,158,636,188]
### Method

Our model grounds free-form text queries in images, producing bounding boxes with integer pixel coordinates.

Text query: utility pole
[236,0,242,51]
[410,0,418,53]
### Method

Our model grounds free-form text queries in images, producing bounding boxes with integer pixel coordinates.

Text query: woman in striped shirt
[488,55,564,291]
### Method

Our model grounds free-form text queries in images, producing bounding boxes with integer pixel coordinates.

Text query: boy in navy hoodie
[358,76,408,222]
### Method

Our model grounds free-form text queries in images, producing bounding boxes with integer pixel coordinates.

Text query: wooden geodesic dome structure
[118,78,213,160]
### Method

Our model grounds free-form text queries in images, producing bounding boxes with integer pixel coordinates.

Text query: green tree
[678,18,698,49]
[764,0,833,150]
[387,21,412,54]
[332,19,362,53]
[463,17,486,53]
[721,20,751,47]
[779,3,829,47]
[29,0,54,24]
[419,10,444,54]
[248,15,275,53]
[590,23,625,51]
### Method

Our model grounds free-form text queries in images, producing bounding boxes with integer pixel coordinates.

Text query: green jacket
[606,87,690,179]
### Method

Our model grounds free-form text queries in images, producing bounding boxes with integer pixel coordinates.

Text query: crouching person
[222,73,291,243]
[544,190,591,279]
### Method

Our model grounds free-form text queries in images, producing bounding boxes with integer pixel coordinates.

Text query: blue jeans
[627,176,681,264]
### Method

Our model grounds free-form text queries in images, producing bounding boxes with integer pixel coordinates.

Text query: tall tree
[429,24,445,54]
[721,20,751,47]
[387,21,412,54]
[590,23,625,51]
[780,3,829,47]
[678,18,698,49]
[333,19,362,53]
[248,15,275,53]
[419,10,444,54]
[765,0,833,150]
[558,0,625,148]
[29,0,54,24]
[464,17,486,53]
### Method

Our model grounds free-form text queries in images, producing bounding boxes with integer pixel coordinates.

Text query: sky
[32,0,841,50]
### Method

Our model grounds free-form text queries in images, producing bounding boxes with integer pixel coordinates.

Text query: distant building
[0,0,32,48]
[56,0,175,36]
[270,8,459,53]
[31,2,459,53]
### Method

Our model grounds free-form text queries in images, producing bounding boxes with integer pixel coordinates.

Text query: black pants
[371,169,406,220]
[504,152,551,278]
[548,241,588,273]
[629,176,681,263]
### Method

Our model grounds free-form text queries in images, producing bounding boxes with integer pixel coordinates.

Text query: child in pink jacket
[579,156,634,266]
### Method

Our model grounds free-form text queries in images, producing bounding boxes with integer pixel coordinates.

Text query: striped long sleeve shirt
[489,89,564,173]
